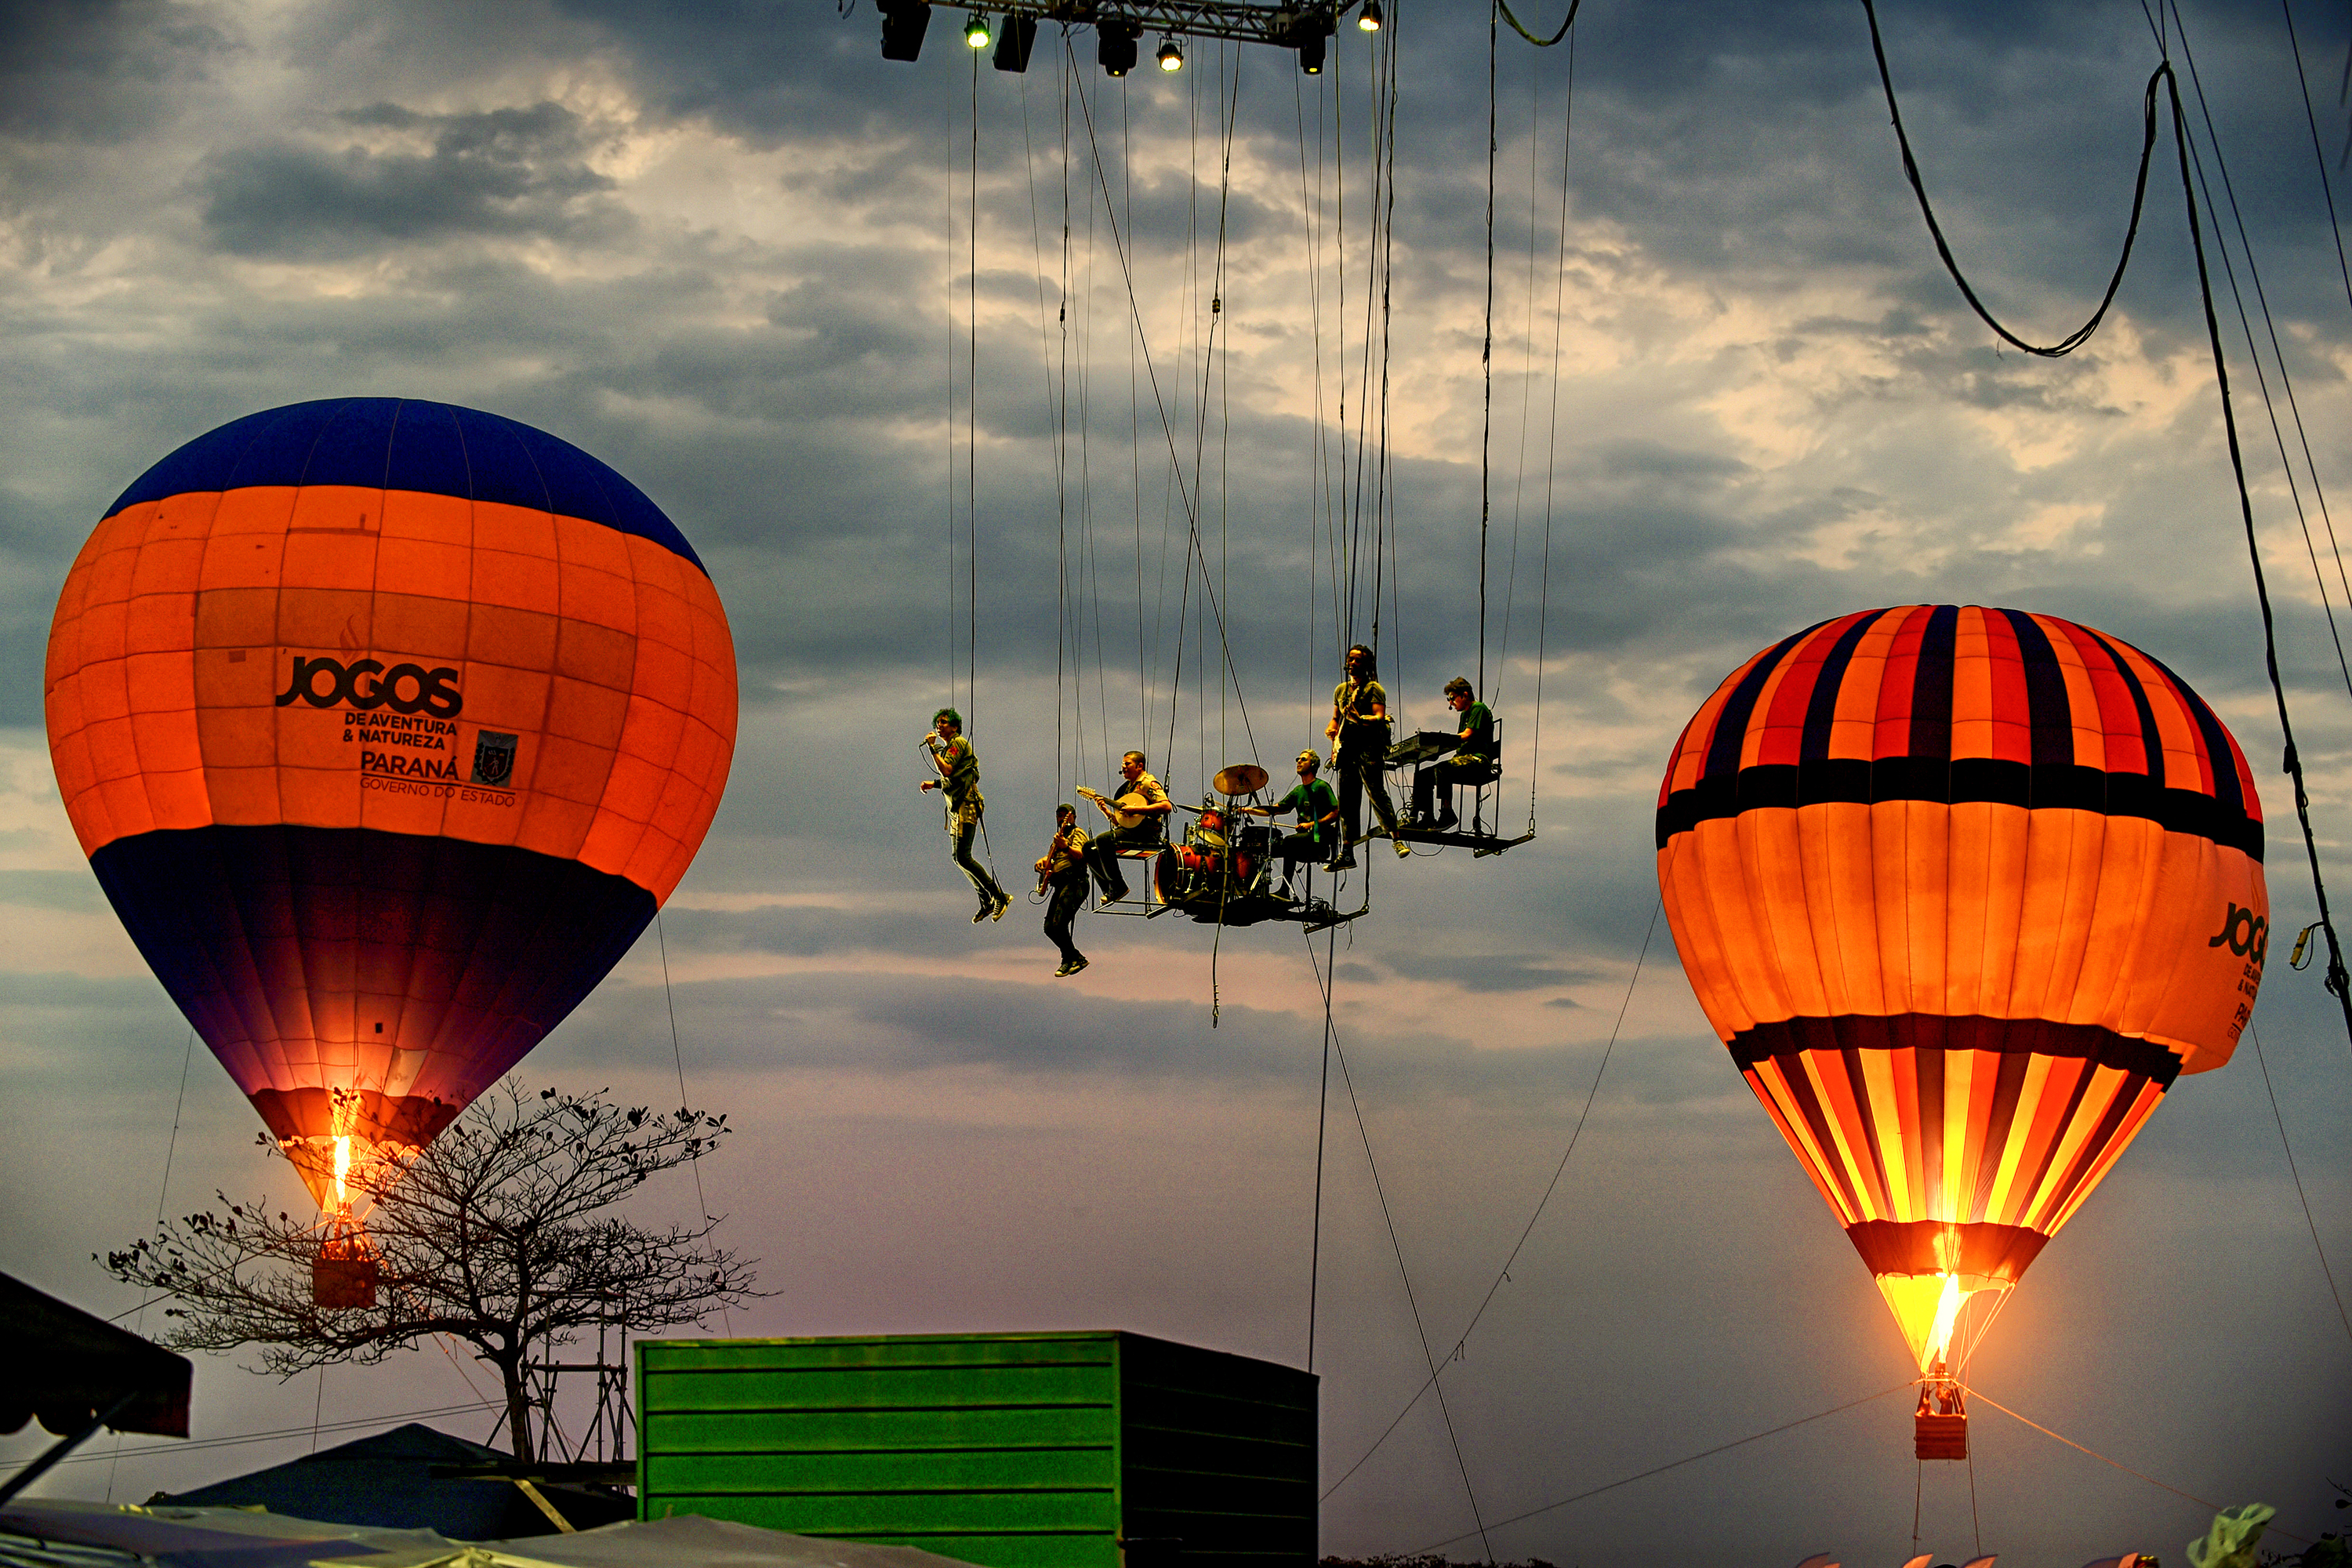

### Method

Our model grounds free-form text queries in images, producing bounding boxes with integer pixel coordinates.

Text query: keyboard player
[1401,676,1497,831]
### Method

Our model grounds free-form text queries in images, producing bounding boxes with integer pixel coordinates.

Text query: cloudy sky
[4,0,2350,1562]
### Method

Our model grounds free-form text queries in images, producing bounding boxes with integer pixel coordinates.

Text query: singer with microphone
[919,707,1011,923]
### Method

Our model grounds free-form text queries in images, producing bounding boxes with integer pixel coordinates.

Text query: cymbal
[1214,763,1270,796]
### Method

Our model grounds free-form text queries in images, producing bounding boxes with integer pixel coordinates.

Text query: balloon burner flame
[1924,1270,1963,1372]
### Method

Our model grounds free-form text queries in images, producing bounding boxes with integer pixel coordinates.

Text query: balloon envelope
[1657,605,2264,1370]
[44,398,738,1208]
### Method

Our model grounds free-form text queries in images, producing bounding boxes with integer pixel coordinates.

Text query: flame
[332,1134,351,1212]
[1923,1270,1964,1370]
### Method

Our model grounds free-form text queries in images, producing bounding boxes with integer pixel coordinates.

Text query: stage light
[1298,31,1326,73]
[1098,20,1139,76]
[1358,2,1383,31]
[964,12,991,48]
[1156,37,1184,71]
[879,0,931,61]
[993,13,1036,71]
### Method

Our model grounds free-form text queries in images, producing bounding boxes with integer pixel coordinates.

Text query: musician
[918,707,1011,923]
[1083,750,1173,903]
[1324,644,1406,863]
[1035,804,1092,976]
[1236,750,1341,897]
[1411,676,1499,830]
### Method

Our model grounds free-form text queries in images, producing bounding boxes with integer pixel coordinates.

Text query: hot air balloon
[43,398,738,1304]
[1656,605,2264,1459]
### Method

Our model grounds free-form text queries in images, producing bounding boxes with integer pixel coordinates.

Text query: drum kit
[1151,763,1288,924]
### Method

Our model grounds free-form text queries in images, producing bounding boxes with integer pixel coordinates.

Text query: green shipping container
[636,1331,1316,1568]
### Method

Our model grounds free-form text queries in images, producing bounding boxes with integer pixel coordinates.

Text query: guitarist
[1082,750,1173,903]
[1035,804,1092,976]
[1326,644,1406,862]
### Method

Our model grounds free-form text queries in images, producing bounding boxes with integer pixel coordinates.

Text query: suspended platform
[1367,823,1534,858]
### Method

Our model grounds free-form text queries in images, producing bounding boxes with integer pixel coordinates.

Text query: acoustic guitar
[1076,784,1158,830]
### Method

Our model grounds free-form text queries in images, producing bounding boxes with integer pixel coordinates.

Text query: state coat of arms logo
[470,731,518,788]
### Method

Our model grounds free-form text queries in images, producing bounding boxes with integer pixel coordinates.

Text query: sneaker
[1434,814,1458,832]
[1062,955,1089,976]
[991,891,1012,922]
[1325,854,1356,872]
[971,904,993,923]
[1102,884,1130,904]
[1395,840,1412,858]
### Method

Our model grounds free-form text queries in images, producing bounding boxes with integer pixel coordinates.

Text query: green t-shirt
[936,735,979,803]
[1332,677,1391,753]
[1275,779,1340,846]
[1457,700,1496,764]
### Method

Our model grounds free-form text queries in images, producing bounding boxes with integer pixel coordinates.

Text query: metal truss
[888,2,1369,49]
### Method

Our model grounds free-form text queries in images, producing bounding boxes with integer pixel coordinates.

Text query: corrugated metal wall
[636,1332,1313,1568]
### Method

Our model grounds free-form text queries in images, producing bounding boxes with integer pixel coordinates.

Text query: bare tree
[103,1081,757,1462]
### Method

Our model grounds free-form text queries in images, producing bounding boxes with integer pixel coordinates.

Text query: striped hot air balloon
[44,399,737,1295]
[1656,604,2265,1436]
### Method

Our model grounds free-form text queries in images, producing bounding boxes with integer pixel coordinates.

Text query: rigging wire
[1478,2,1497,695]
[2249,1028,2352,1348]
[969,49,982,731]
[1960,1384,2308,1543]
[1864,0,2352,1047]
[657,912,729,1336]
[2282,0,2352,313]
[2158,60,2352,1047]
[107,1028,198,1503]
[1410,1381,1915,1551]
[1526,19,1575,834]
[1322,898,1657,1502]
[1300,929,1494,1560]
[2165,0,2352,702]
[1069,64,1265,771]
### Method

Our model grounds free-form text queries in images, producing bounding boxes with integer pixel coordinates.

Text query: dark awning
[0,1272,192,1439]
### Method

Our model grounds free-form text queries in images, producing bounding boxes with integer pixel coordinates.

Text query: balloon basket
[1914,1385,1966,1461]
[313,1214,379,1308]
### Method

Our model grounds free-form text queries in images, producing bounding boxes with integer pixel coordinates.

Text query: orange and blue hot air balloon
[1656,605,2264,1455]
[43,399,737,1294]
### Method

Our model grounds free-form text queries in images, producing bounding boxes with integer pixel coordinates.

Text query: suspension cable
[1860,0,2162,358]
[1497,0,1582,48]
[1865,0,2352,1047]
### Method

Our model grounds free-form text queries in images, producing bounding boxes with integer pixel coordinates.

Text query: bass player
[1079,750,1173,903]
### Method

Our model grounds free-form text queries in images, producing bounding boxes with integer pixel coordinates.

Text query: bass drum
[1154,844,1187,904]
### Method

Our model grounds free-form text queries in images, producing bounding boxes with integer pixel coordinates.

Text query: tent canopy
[154,1426,630,1541]
[0,1272,191,1439]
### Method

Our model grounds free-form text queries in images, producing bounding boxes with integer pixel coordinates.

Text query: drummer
[1237,750,1342,893]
